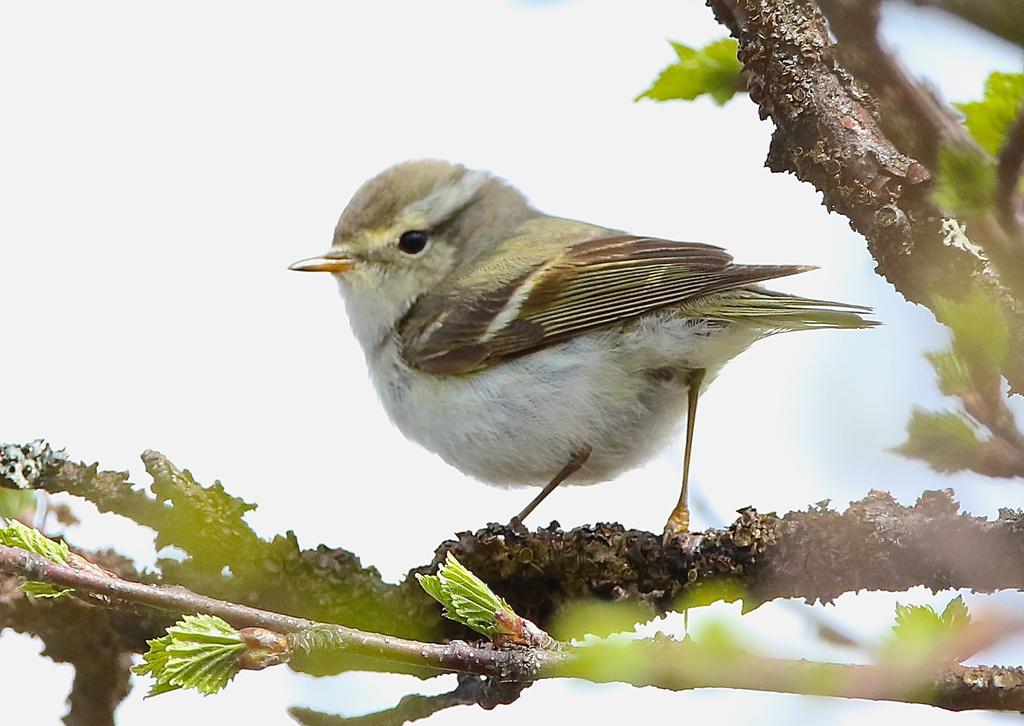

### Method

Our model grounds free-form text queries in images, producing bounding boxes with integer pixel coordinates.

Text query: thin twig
[0,545,548,679]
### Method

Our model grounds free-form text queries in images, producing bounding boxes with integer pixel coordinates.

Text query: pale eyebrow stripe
[402,169,490,228]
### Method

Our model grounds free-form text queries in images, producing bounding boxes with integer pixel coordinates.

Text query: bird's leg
[514,445,592,524]
[664,368,707,545]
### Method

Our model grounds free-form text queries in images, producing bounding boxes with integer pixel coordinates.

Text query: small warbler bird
[291,160,875,542]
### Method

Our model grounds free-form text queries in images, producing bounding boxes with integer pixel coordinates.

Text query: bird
[290,160,875,543]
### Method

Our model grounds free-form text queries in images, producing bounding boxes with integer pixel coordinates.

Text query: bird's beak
[288,251,357,273]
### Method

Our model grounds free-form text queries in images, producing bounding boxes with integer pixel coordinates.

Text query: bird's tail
[696,287,879,331]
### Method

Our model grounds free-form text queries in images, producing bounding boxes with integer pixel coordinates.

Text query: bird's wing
[398,232,810,374]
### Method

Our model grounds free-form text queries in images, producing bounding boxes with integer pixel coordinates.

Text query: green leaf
[933,293,1009,380]
[416,552,516,637]
[955,71,1024,155]
[637,37,743,105]
[132,614,246,697]
[931,144,998,217]
[19,581,74,599]
[892,603,943,644]
[883,596,973,665]
[0,518,70,563]
[0,518,73,599]
[925,350,973,396]
[941,594,972,631]
[894,410,985,473]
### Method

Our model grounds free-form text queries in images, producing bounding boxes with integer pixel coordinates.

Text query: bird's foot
[662,506,701,552]
[663,530,702,553]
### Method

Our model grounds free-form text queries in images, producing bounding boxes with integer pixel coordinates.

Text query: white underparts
[365,309,764,489]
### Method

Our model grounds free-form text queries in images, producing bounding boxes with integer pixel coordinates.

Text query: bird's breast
[363,315,761,488]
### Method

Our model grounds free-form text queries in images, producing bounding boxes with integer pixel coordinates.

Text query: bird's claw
[662,507,701,552]
[662,529,702,553]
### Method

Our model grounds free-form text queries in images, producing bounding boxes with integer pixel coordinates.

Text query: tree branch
[7,453,1024,640]
[817,0,1024,305]
[705,0,1024,392]
[9,447,1024,718]
[817,0,975,166]
[426,489,1024,630]
[3,543,1024,715]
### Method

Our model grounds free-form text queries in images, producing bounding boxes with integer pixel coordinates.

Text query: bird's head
[291,160,534,349]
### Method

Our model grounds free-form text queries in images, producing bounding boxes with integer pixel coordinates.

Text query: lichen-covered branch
[421,490,1024,629]
[704,0,1024,392]
[4,543,1024,715]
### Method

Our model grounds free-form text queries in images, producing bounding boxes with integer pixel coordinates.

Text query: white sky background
[2,0,1023,723]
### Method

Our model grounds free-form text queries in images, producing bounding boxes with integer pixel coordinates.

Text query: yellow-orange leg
[515,445,592,523]
[664,368,706,544]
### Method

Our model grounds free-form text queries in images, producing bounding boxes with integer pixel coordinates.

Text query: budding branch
[3,543,1023,714]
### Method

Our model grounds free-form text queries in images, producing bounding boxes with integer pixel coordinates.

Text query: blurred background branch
[997,104,1024,225]
[288,676,529,726]
[902,0,1024,47]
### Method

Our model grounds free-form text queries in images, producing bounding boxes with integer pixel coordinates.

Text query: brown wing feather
[400,234,809,374]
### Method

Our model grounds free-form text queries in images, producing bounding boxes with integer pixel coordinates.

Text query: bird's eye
[397,230,429,255]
